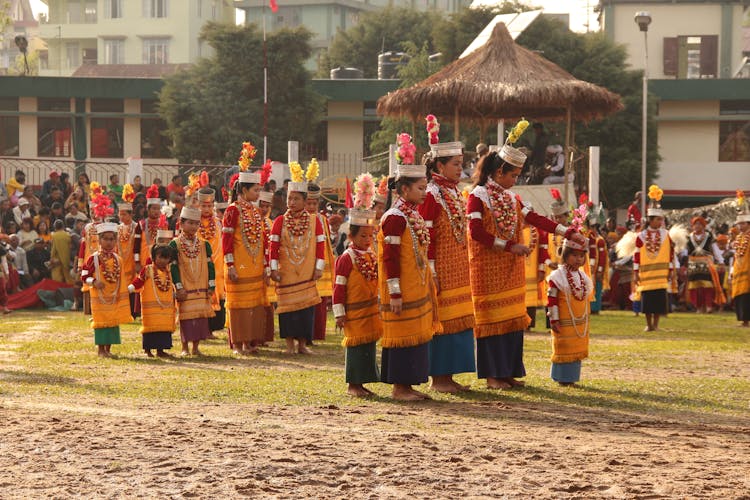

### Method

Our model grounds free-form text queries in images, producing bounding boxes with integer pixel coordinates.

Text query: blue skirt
[381,342,429,385]
[551,360,582,383]
[476,330,526,380]
[428,329,476,376]
[279,305,314,341]
[591,281,604,313]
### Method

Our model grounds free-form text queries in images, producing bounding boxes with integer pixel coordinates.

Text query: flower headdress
[563,202,589,252]
[91,191,114,221]
[260,159,273,186]
[90,181,103,197]
[499,119,530,168]
[238,141,257,172]
[392,133,425,180]
[425,115,440,145]
[350,172,377,227]
[185,173,201,198]
[121,183,135,204]
[647,184,664,217]
[374,176,388,204]
[288,161,308,193]
[426,114,463,161]
[549,187,568,217]
[305,158,320,183]
[146,184,161,206]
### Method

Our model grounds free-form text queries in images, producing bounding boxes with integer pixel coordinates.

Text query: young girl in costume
[118,184,142,317]
[258,187,276,344]
[76,182,106,315]
[222,144,270,355]
[129,244,176,358]
[547,217,592,385]
[418,115,475,393]
[686,215,725,313]
[731,191,750,327]
[140,185,165,259]
[467,120,583,389]
[634,185,674,332]
[378,133,439,401]
[269,162,325,354]
[333,173,382,397]
[305,158,335,343]
[169,206,216,356]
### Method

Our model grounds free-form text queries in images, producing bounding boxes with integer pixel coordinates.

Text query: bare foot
[558,381,577,387]
[284,348,296,355]
[741,322,749,328]
[2,307,11,314]
[298,346,313,355]
[156,351,171,358]
[486,378,512,390]
[97,351,111,359]
[145,350,154,358]
[206,333,218,340]
[180,350,190,357]
[192,349,203,356]
[347,385,372,398]
[643,326,653,332]
[392,387,430,401]
[453,381,472,392]
[506,378,525,387]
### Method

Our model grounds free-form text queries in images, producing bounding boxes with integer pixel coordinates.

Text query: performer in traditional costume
[523,224,549,331]
[371,176,388,256]
[731,191,750,327]
[333,173,382,397]
[82,210,133,358]
[269,162,325,354]
[305,159,334,342]
[686,215,726,313]
[140,185,166,259]
[76,182,106,315]
[634,185,674,332]
[222,143,271,355]
[544,189,570,327]
[378,133,439,401]
[117,183,142,317]
[129,244,176,358]
[418,115,475,393]
[587,205,609,314]
[547,233,592,386]
[467,120,583,390]
[169,207,215,356]
[258,188,276,344]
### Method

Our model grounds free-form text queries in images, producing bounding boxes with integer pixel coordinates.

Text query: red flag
[269,0,278,12]
[345,177,353,209]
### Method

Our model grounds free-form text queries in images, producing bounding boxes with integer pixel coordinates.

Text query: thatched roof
[376,23,623,123]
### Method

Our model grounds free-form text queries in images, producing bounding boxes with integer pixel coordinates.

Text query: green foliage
[517,17,659,209]
[319,7,441,79]
[159,22,323,164]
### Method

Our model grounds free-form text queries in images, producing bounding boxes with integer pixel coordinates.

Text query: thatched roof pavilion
[376,22,623,128]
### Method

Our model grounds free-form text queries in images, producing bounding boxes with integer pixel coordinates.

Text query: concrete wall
[326,101,364,159]
[656,100,750,191]
[606,3,744,78]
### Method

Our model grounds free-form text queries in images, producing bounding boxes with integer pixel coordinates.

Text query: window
[105,0,123,19]
[143,0,168,18]
[211,0,218,19]
[82,48,97,65]
[103,40,124,64]
[91,118,123,158]
[141,119,172,158]
[143,38,169,64]
[65,42,80,69]
[0,98,19,156]
[663,35,718,79]
[84,0,97,22]
[38,98,71,112]
[38,118,71,157]
[91,99,124,113]
[719,101,750,162]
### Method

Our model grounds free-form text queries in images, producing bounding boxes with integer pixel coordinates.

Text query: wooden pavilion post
[454,107,460,140]
[563,106,572,206]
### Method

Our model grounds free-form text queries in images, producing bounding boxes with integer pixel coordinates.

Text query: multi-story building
[599,0,750,207]
[0,0,40,74]
[235,0,470,68]
[37,0,236,76]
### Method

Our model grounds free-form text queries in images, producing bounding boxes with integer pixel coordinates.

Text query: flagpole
[263,0,268,164]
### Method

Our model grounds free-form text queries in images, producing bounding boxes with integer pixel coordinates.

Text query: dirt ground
[1,396,749,499]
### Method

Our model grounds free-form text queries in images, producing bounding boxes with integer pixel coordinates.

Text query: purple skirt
[179,318,211,343]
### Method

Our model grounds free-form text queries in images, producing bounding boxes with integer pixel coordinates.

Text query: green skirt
[345,341,380,385]
[94,326,121,346]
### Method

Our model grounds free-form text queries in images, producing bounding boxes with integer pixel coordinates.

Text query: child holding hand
[547,235,593,386]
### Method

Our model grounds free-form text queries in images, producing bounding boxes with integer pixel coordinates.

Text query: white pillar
[588,146,600,205]
[287,141,299,163]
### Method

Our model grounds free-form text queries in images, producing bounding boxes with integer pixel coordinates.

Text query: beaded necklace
[735,231,750,259]
[350,245,377,281]
[283,210,311,266]
[432,174,466,243]
[562,264,589,338]
[198,216,217,243]
[394,197,429,285]
[527,226,538,252]
[144,217,159,244]
[238,199,263,259]
[150,265,173,308]
[285,209,310,237]
[644,228,662,257]
[118,222,135,243]
[565,265,586,301]
[178,232,202,281]
[486,179,517,241]
[94,251,121,305]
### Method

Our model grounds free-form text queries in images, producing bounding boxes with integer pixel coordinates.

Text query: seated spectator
[22,186,43,214]
[34,206,50,230]
[131,175,146,195]
[41,171,62,201]
[108,174,123,198]
[59,172,73,199]
[65,186,88,215]
[64,203,89,229]
[13,198,33,226]
[152,177,168,200]
[26,237,51,283]
[4,220,18,237]
[50,202,65,227]
[0,199,13,229]
[0,241,9,314]
[542,145,573,185]
[43,186,65,208]
[6,169,25,206]
[167,174,185,199]
[37,220,52,246]
[17,218,38,251]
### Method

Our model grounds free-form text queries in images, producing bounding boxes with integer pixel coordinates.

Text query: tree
[318,7,441,78]
[159,22,323,164]
[517,16,659,209]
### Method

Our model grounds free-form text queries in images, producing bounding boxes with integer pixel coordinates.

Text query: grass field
[1,308,748,418]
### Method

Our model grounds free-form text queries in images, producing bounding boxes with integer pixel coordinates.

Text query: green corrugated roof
[650,79,750,101]
[0,76,163,99]
[312,79,400,102]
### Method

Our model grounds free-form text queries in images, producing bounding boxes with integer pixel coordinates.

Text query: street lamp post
[635,11,651,223]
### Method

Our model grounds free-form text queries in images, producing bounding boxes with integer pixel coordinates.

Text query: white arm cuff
[538,264,545,271]
[469,212,482,220]
[270,234,280,242]
[175,282,184,290]
[521,204,533,218]
[387,278,401,295]
[544,259,552,266]
[633,263,640,270]
[81,269,89,277]
[127,284,136,293]
[335,275,348,285]
[429,260,436,275]
[316,234,326,243]
[134,255,140,262]
[315,258,325,271]
[224,253,234,264]
[425,220,433,228]
[209,280,216,287]
[85,277,94,285]
[493,238,507,250]
[270,259,279,271]
[547,287,558,297]
[549,305,559,321]
[555,224,567,236]
[222,227,234,233]
[332,303,345,318]
[384,235,401,245]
